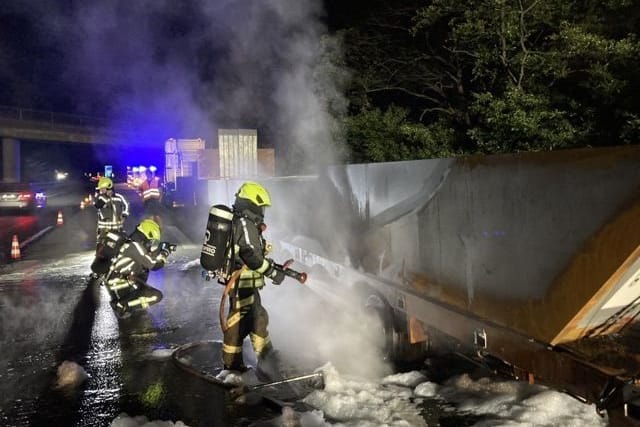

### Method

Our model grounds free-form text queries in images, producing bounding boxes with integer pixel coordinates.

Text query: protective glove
[265,263,285,285]
[164,243,177,253]
[263,241,273,256]
[151,251,168,271]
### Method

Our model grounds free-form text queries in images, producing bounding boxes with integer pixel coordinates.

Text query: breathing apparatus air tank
[200,204,234,280]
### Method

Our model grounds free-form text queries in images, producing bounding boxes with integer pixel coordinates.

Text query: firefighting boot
[215,365,249,386]
[119,286,164,315]
[90,256,111,277]
[110,300,132,319]
[256,349,284,383]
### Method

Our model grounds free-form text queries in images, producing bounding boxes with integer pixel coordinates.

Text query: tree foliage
[345,105,457,162]
[335,0,640,162]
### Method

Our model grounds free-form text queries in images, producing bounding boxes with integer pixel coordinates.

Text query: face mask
[147,239,159,251]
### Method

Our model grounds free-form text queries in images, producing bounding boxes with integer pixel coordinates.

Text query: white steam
[8,0,349,173]
[263,272,393,380]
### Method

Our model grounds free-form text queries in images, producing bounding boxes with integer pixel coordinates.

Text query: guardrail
[0,105,110,128]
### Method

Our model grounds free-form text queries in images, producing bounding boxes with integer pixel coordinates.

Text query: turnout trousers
[222,290,273,370]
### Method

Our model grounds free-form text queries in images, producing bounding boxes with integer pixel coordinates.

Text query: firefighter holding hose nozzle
[201,181,305,382]
[104,218,175,319]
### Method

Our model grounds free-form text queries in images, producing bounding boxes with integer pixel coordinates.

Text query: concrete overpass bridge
[0,105,138,182]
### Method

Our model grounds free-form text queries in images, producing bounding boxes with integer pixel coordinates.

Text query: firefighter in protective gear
[91,177,130,277]
[104,218,171,319]
[138,168,162,220]
[220,181,286,381]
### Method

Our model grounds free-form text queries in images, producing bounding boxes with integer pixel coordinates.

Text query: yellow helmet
[236,181,271,207]
[137,219,161,240]
[96,177,113,190]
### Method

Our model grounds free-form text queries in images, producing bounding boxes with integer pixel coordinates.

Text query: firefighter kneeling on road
[104,218,174,319]
[219,182,286,382]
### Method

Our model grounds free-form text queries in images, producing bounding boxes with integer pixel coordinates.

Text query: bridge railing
[0,105,110,128]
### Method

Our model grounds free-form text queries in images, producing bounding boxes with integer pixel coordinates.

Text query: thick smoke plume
[3,0,348,173]
[4,0,391,383]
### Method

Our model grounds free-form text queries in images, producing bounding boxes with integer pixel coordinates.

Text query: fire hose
[229,371,324,398]
[219,259,307,332]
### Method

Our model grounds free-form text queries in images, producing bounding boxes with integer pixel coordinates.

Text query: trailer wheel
[363,294,399,363]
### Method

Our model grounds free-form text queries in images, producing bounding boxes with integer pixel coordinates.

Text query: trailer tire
[363,293,399,363]
[361,291,431,367]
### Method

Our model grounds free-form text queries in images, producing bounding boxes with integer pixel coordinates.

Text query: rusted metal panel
[254,146,640,422]
[258,148,275,177]
[312,146,640,345]
[401,287,632,394]
[551,216,640,344]
[211,148,640,356]
[408,315,427,344]
[277,231,640,420]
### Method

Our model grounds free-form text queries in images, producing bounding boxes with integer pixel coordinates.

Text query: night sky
[0,0,363,181]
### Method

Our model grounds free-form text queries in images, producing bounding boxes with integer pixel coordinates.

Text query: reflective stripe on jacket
[107,240,166,281]
[230,213,271,308]
[140,178,161,201]
[95,192,129,231]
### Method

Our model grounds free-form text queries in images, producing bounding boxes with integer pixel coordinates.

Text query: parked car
[0,182,47,211]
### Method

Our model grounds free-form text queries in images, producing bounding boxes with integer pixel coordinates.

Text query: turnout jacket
[108,235,167,281]
[230,203,278,309]
[139,177,162,202]
[95,192,130,232]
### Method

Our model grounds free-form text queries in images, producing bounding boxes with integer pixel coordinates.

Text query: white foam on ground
[433,373,609,427]
[147,348,175,361]
[109,413,191,427]
[301,363,428,426]
[55,360,88,389]
[291,363,609,426]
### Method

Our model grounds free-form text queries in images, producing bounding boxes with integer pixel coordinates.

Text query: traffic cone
[11,235,20,260]
[57,210,64,226]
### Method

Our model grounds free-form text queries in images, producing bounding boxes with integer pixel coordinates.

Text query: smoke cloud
[3,0,349,173]
[4,0,390,387]
[263,274,393,380]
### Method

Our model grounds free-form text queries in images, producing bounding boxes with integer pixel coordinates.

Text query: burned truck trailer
[235,145,640,425]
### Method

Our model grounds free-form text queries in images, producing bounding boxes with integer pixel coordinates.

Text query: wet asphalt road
[0,195,492,427]
[0,180,97,264]
[0,203,285,427]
